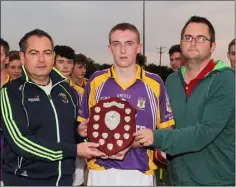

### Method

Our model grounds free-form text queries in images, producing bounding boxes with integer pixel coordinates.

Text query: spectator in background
[6,50,22,80]
[168,44,184,72]
[54,45,83,99]
[0,38,10,87]
[71,53,88,89]
[54,45,75,79]
[227,38,235,69]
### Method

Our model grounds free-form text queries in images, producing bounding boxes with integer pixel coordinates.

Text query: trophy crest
[87,97,136,156]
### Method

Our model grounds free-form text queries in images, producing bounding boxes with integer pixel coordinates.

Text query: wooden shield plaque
[87,97,136,156]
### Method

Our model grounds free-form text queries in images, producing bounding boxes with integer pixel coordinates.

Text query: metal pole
[143,0,145,56]
[157,46,166,66]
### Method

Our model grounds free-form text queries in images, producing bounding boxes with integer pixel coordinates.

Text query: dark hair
[8,50,20,62]
[228,39,235,53]
[19,29,54,53]
[136,53,146,67]
[109,22,140,44]
[181,16,215,44]
[0,38,10,56]
[54,45,75,60]
[73,53,88,65]
[168,44,182,56]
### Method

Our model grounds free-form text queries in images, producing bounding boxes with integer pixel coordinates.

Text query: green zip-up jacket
[152,60,235,185]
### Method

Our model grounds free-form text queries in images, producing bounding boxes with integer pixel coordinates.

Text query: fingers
[101,155,109,159]
[78,121,88,137]
[81,118,89,125]
[87,142,99,148]
[133,130,144,137]
[90,149,107,158]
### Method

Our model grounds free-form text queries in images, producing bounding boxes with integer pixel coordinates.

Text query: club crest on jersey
[59,93,69,103]
[137,97,146,110]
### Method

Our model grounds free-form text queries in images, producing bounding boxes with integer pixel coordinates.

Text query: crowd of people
[0,15,235,186]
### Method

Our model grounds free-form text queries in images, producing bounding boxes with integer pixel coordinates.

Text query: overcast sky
[1,1,235,66]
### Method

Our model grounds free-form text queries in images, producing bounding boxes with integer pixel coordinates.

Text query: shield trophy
[87,97,136,156]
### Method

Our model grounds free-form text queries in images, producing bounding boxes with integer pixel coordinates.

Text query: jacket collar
[21,65,66,86]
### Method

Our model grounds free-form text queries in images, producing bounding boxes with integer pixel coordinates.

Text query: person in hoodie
[134,16,235,186]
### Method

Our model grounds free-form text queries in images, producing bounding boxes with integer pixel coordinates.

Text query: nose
[81,67,86,72]
[190,38,197,47]
[120,44,126,54]
[38,53,45,62]
[63,64,69,69]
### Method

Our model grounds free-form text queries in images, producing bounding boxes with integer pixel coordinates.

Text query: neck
[113,63,136,83]
[184,57,211,82]
[65,76,70,83]
[28,74,50,86]
[72,76,83,86]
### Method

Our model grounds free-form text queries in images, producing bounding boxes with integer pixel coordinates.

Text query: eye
[183,35,192,41]
[45,51,52,55]
[197,36,206,42]
[127,42,133,46]
[112,43,119,47]
[31,52,37,56]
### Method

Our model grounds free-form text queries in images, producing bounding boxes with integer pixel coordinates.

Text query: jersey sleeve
[156,81,175,129]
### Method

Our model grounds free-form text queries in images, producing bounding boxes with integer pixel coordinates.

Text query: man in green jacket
[134,16,235,186]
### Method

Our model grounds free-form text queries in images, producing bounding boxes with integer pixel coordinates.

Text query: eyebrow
[28,49,53,53]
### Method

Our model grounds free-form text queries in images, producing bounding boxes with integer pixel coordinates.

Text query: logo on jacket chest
[28,95,40,102]
[58,93,69,103]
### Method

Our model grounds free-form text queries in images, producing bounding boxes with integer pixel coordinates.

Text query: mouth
[188,49,199,52]
[37,66,47,69]
[62,71,70,74]
[119,56,128,60]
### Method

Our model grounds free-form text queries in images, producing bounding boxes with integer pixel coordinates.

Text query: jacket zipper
[28,80,64,186]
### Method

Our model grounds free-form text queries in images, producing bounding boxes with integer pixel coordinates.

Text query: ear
[5,56,9,65]
[108,44,112,54]
[227,52,230,61]
[210,42,216,53]
[19,51,25,65]
[180,40,183,50]
[137,43,142,54]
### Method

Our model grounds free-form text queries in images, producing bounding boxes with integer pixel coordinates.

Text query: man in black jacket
[0,29,105,186]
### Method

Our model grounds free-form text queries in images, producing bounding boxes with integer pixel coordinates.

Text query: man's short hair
[168,44,182,56]
[73,53,88,65]
[181,16,215,44]
[109,22,140,44]
[19,29,54,53]
[228,39,235,53]
[136,53,146,67]
[54,45,75,60]
[9,50,20,62]
[0,38,10,56]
